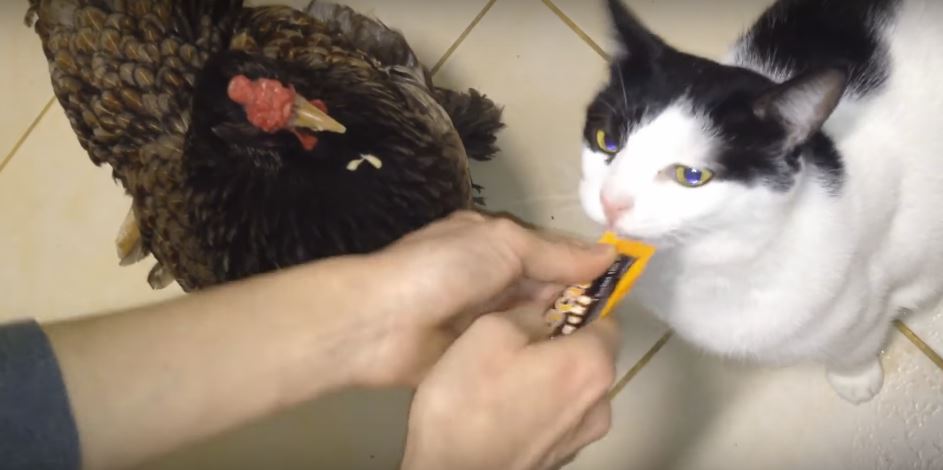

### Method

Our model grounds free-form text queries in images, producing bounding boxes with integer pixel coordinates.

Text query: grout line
[430,0,498,76]
[608,330,672,400]
[0,97,56,175]
[542,0,610,61]
[895,320,943,371]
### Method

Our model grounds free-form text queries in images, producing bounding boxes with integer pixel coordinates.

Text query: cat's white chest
[630,248,855,361]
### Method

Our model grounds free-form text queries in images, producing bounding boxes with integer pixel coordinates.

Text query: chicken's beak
[291,96,346,134]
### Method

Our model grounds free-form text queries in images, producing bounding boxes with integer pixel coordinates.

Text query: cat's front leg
[826,359,884,405]
[824,321,891,405]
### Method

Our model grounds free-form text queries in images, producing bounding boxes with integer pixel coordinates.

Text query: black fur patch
[584,0,881,192]
[737,0,900,97]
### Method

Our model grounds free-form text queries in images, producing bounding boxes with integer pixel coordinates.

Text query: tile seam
[0,97,56,175]
[609,330,672,399]
[431,0,499,76]
[542,0,610,61]
[895,320,943,372]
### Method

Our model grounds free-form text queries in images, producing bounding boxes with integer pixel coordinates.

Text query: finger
[491,221,617,286]
[473,280,563,315]
[521,237,616,285]
[531,282,567,305]
[502,307,555,343]
[527,316,621,414]
[572,316,623,361]
[461,312,534,350]
[533,315,622,365]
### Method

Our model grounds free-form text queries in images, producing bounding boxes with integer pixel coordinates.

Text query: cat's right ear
[607,0,665,62]
[753,66,848,148]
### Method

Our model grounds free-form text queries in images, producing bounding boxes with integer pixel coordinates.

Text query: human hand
[355,211,617,386]
[401,310,621,470]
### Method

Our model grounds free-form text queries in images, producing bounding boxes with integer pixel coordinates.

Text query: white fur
[580,0,943,403]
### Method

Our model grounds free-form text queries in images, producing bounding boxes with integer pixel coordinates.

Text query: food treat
[545,232,655,338]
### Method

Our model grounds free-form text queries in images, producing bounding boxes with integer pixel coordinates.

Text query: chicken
[26,0,504,291]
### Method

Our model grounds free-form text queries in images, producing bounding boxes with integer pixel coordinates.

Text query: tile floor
[1,0,941,468]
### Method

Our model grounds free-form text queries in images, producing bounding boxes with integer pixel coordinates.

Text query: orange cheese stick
[545,232,655,338]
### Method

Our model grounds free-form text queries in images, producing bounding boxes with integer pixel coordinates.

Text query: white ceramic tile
[0,2,56,161]
[138,389,413,470]
[260,0,492,68]
[548,0,775,61]
[0,107,182,324]
[569,332,943,470]
[438,0,611,238]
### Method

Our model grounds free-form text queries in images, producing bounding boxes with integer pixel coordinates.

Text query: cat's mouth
[610,226,686,249]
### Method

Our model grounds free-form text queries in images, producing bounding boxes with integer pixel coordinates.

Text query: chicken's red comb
[227,75,296,133]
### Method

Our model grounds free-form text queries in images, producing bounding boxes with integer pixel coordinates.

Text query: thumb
[517,234,618,286]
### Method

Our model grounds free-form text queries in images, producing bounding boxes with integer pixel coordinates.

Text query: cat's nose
[601,193,634,225]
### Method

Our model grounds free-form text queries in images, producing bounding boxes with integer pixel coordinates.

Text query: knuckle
[581,347,617,393]
[450,210,484,222]
[471,314,510,336]
[488,217,522,239]
[480,219,526,276]
[465,210,488,222]
[590,405,613,440]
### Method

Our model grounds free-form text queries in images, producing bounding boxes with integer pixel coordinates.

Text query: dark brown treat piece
[548,255,636,338]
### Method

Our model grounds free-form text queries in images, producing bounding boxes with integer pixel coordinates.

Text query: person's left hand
[401,310,621,470]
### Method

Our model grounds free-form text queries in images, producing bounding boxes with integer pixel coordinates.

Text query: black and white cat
[580,0,943,404]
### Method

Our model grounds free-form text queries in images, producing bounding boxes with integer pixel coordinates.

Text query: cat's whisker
[598,99,621,116]
[617,66,630,112]
[496,194,581,208]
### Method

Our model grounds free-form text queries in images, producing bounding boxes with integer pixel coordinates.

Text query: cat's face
[580,0,847,246]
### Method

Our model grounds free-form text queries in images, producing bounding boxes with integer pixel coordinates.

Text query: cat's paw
[826,359,884,405]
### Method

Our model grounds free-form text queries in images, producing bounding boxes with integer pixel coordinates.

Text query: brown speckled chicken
[26,0,503,291]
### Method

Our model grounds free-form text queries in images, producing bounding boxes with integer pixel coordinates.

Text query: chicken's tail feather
[24,0,39,27]
[435,88,505,162]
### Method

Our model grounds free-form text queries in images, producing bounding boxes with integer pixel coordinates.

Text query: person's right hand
[352,211,617,387]
[401,310,622,470]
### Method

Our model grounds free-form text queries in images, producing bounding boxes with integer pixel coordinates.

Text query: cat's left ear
[753,66,848,148]
[607,0,665,63]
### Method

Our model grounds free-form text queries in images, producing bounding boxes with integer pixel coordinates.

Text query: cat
[579,0,943,404]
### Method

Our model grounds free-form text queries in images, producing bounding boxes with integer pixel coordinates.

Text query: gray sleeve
[0,320,81,470]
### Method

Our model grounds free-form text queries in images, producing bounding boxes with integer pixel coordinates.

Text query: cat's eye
[595,129,621,155]
[673,165,715,188]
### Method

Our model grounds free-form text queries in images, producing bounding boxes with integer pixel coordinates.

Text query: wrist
[286,254,405,389]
